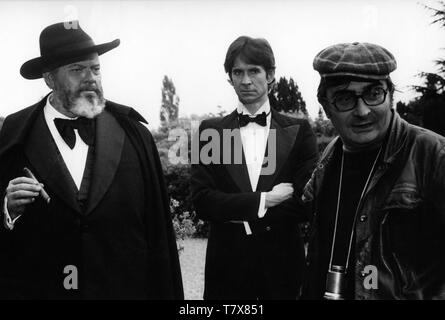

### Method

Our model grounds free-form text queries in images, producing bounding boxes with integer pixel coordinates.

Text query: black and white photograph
[0,0,445,308]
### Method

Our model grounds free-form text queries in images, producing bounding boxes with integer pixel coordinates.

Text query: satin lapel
[256,114,300,192]
[221,111,252,192]
[24,112,81,213]
[84,109,125,215]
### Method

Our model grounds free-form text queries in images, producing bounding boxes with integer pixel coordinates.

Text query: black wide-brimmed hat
[20,21,120,79]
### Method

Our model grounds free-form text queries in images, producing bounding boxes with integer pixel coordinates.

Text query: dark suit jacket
[0,95,183,299]
[191,109,318,299]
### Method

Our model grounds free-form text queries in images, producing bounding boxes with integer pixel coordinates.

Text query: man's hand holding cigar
[5,170,46,220]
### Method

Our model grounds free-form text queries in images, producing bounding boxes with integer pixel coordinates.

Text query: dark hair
[317,76,395,108]
[224,36,275,77]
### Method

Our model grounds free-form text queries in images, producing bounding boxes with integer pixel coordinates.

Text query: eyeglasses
[331,87,388,112]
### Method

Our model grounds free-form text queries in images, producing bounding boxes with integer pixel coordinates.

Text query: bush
[171,198,197,252]
[164,165,193,217]
[163,164,210,238]
[171,199,195,238]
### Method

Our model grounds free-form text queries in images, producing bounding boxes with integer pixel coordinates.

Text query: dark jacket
[191,109,318,299]
[0,96,183,299]
[303,111,445,300]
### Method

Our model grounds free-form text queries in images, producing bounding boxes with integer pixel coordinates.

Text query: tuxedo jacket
[0,95,183,299]
[191,109,318,299]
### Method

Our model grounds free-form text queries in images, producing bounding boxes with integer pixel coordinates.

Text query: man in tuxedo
[0,21,183,299]
[191,36,318,299]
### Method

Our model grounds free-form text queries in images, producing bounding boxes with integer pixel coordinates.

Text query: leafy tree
[312,107,336,137]
[312,107,337,153]
[425,0,445,27]
[399,2,445,136]
[160,75,180,129]
[268,77,307,116]
[396,101,423,126]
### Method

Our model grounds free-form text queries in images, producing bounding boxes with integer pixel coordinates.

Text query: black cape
[0,96,183,299]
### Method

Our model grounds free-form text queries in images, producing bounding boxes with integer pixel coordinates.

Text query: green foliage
[154,114,217,238]
[398,1,445,136]
[171,198,198,252]
[165,164,193,219]
[160,75,180,129]
[407,71,445,135]
[396,101,423,127]
[268,77,307,116]
[424,1,445,27]
[171,199,196,238]
[312,107,336,137]
[312,107,336,153]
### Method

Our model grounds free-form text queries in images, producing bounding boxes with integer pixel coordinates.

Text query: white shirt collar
[236,99,271,116]
[42,94,89,191]
[44,94,77,121]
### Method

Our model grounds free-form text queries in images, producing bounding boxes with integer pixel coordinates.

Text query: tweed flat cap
[313,42,397,80]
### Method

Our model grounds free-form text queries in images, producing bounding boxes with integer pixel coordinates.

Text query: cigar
[23,167,51,204]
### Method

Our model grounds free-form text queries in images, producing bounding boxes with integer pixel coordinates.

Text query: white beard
[68,93,105,119]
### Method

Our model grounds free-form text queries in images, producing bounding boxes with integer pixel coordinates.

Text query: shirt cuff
[3,196,21,230]
[258,192,268,218]
[240,193,267,236]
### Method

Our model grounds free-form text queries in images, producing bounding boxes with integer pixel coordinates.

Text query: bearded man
[0,21,183,299]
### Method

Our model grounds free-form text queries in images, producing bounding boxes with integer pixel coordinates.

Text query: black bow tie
[54,117,96,149]
[238,111,269,127]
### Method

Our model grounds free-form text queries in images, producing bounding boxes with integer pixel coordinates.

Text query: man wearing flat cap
[303,42,445,300]
[0,21,183,299]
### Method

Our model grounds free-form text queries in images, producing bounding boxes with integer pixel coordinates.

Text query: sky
[0,0,444,129]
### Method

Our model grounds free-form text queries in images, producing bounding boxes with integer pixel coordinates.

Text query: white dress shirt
[237,100,271,235]
[3,95,89,230]
[43,96,89,189]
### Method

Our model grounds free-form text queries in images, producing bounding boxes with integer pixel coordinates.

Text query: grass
[178,237,207,300]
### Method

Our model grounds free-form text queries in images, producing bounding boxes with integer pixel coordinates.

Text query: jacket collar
[381,110,409,164]
[24,110,81,212]
[0,94,50,158]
